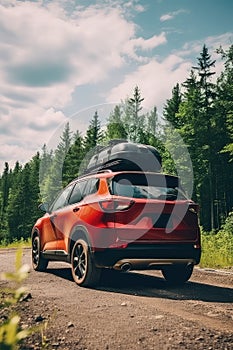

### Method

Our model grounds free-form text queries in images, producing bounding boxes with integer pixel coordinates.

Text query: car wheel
[32,235,48,271]
[162,264,193,285]
[71,239,101,287]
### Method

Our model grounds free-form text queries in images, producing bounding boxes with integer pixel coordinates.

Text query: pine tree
[1,162,10,209]
[81,112,104,172]
[7,163,33,240]
[212,45,233,224]
[217,45,233,159]
[163,49,217,230]
[0,163,11,241]
[0,161,22,242]
[123,86,145,142]
[83,111,104,153]
[39,144,53,202]
[143,106,164,151]
[163,83,182,129]
[63,130,84,185]
[42,123,73,203]
[147,107,158,136]
[177,70,213,228]
[29,152,41,223]
[106,105,127,140]
[193,44,216,108]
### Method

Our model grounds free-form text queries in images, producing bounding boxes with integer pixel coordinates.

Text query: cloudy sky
[0,0,232,171]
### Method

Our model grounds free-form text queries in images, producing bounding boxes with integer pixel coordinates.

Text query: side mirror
[38,202,49,213]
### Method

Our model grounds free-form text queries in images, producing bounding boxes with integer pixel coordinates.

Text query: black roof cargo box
[81,140,162,175]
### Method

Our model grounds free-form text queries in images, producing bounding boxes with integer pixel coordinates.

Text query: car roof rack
[80,141,162,176]
[80,159,121,176]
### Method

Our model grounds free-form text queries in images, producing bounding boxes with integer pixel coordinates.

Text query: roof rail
[72,168,112,182]
[96,169,112,174]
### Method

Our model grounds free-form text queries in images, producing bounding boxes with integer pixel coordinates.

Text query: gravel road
[0,248,233,350]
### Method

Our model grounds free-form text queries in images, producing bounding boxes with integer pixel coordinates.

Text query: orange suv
[32,168,201,287]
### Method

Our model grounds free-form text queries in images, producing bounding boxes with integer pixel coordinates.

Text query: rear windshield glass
[111,173,187,200]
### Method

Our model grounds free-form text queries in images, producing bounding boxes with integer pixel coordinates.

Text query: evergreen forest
[0,45,233,264]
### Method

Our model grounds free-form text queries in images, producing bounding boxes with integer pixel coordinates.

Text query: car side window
[68,178,99,205]
[85,178,99,196]
[68,180,87,205]
[51,185,74,211]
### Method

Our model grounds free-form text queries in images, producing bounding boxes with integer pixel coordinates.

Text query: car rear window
[111,173,187,200]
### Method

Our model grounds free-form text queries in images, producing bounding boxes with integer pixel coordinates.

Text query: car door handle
[73,207,80,213]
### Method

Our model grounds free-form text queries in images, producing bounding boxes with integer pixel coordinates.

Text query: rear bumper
[94,243,201,270]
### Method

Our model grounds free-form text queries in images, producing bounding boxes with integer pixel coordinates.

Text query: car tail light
[99,199,135,212]
[188,204,199,214]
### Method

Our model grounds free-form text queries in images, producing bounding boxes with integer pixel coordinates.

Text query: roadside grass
[0,238,31,250]
[200,232,233,268]
[0,248,48,349]
[200,213,233,268]
[0,249,32,348]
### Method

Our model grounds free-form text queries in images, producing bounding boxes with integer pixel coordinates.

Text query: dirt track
[0,248,233,349]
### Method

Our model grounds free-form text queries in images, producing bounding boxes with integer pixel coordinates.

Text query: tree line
[0,44,232,243]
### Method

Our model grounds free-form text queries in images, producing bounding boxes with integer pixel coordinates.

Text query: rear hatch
[110,172,199,244]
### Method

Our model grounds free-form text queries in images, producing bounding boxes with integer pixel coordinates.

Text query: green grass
[0,237,31,249]
[200,239,233,268]
[200,230,233,268]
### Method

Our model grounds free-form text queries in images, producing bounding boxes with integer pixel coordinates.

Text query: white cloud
[131,32,167,51]
[160,9,188,22]
[178,32,233,79]
[123,32,167,62]
[181,32,233,56]
[0,0,164,170]
[160,14,173,22]
[106,32,233,113]
[0,105,67,156]
[0,1,231,173]
[95,0,146,15]
[107,54,190,112]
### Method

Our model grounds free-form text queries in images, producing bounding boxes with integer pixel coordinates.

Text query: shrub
[0,249,31,349]
[200,212,233,268]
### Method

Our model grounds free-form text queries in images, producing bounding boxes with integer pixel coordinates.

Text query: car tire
[71,239,101,287]
[162,264,193,285]
[32,235,48,271]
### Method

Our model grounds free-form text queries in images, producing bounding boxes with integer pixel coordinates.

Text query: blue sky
[0,0,232,171]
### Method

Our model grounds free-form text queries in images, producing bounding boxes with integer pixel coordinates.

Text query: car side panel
[33,214,57,251]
